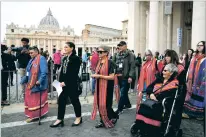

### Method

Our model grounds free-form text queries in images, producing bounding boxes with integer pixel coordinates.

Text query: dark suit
[1,52,9,101]
[58,53,81,120]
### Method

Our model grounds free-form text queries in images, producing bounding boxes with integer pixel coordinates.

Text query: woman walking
[50,42,82,127]
[183,41,205,120]
[136,50,163,110]
[20,46,48,123]
[91,45,120,128]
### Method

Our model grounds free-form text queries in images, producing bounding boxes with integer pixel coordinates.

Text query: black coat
[59,53,81,98]
[1,52,10,71]
[12,46,31,68]
[8,54,17,71]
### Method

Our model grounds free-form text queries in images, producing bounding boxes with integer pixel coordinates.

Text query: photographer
[1,44,10,105]
[12,38,31,96]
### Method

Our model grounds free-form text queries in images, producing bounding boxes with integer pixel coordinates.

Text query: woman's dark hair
[42,51,49,58]
[1,44,8,52]
[65,42,76,55]
[164,50,180,65]
[29,46,39,54]
[195,41,205,54]
[185,48,194,62]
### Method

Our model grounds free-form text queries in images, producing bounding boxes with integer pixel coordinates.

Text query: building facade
[5,8,128,57]
[5,8,75,54]
[75,23,128,57]
[127,1,205,56]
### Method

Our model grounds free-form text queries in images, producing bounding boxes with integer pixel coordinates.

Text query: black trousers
[57,88,81,120]
[1,70,8,101]
[82,62,87,73]
[8,71,14,85]
[54,64,61,73]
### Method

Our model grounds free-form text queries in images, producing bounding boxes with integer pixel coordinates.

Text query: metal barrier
[2,61,92,104]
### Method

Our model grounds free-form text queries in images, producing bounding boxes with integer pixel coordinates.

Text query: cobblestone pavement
[1,94,204,137]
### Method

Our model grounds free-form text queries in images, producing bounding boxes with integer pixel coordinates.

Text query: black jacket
[59,53,81,98]
[1,52,10,71]
[146,74,178,102]
[7,54,17,71]
[12,45,31,68]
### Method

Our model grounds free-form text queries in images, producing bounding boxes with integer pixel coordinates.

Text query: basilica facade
[5,8,75,54]
[5,8,127,56]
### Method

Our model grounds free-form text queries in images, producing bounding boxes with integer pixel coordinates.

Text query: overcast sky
[1,2,128,42]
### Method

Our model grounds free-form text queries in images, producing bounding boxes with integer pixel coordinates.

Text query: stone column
[44,39,46,51]
[51,39,53,54]
[139,2,147,55]
[148,1,159,53]
[191,1,206,49]
[172,2,184,54]
[167,15,172,49]
[127,1,140,55]
[57,40,59,50]
[30,38,33,46]
[146,10,149,50]
[37,39,40,49]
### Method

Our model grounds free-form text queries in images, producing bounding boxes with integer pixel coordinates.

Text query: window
[126,31,127,34]
[11,29,14,32]
[67,32,70,35]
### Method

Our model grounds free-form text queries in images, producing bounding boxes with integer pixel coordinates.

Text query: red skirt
[24,87,49,120]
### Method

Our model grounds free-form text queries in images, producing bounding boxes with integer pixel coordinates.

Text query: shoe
[1,101,10,106]
[182,113,190,119]
[111,118,118,124]
[123,105,132,109]
[95,122,105,128]
[25,118,32,123]
[50,120,64,128]
[71,118,82,127]
[115,109,123,115]
[196,117,204,121]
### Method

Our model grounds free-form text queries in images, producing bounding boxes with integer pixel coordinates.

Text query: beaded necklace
[63,56,70,74]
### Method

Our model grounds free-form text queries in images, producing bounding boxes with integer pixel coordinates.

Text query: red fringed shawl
[137,58,157,92]
[91,59,120,128]
[27,55,41,89]
[153,79,179,94]
[185,54,205,100]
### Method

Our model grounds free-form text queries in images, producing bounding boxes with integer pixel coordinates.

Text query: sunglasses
[97,51,107,54]
[198,45,204,47]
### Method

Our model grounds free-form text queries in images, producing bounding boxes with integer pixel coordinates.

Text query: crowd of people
[1,37,205,136]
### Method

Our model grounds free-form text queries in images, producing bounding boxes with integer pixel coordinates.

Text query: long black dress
[96,60,118,122]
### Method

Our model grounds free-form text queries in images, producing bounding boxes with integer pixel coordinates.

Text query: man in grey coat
[113,41,136,115]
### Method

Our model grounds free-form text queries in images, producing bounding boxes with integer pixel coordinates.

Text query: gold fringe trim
[25,101,48,111]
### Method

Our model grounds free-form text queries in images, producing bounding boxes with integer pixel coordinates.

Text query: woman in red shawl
[159,49,187,130]
[183,41,205,120]
[20,46,48,123]
[91,45,120,128]
[136,50,163,110]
